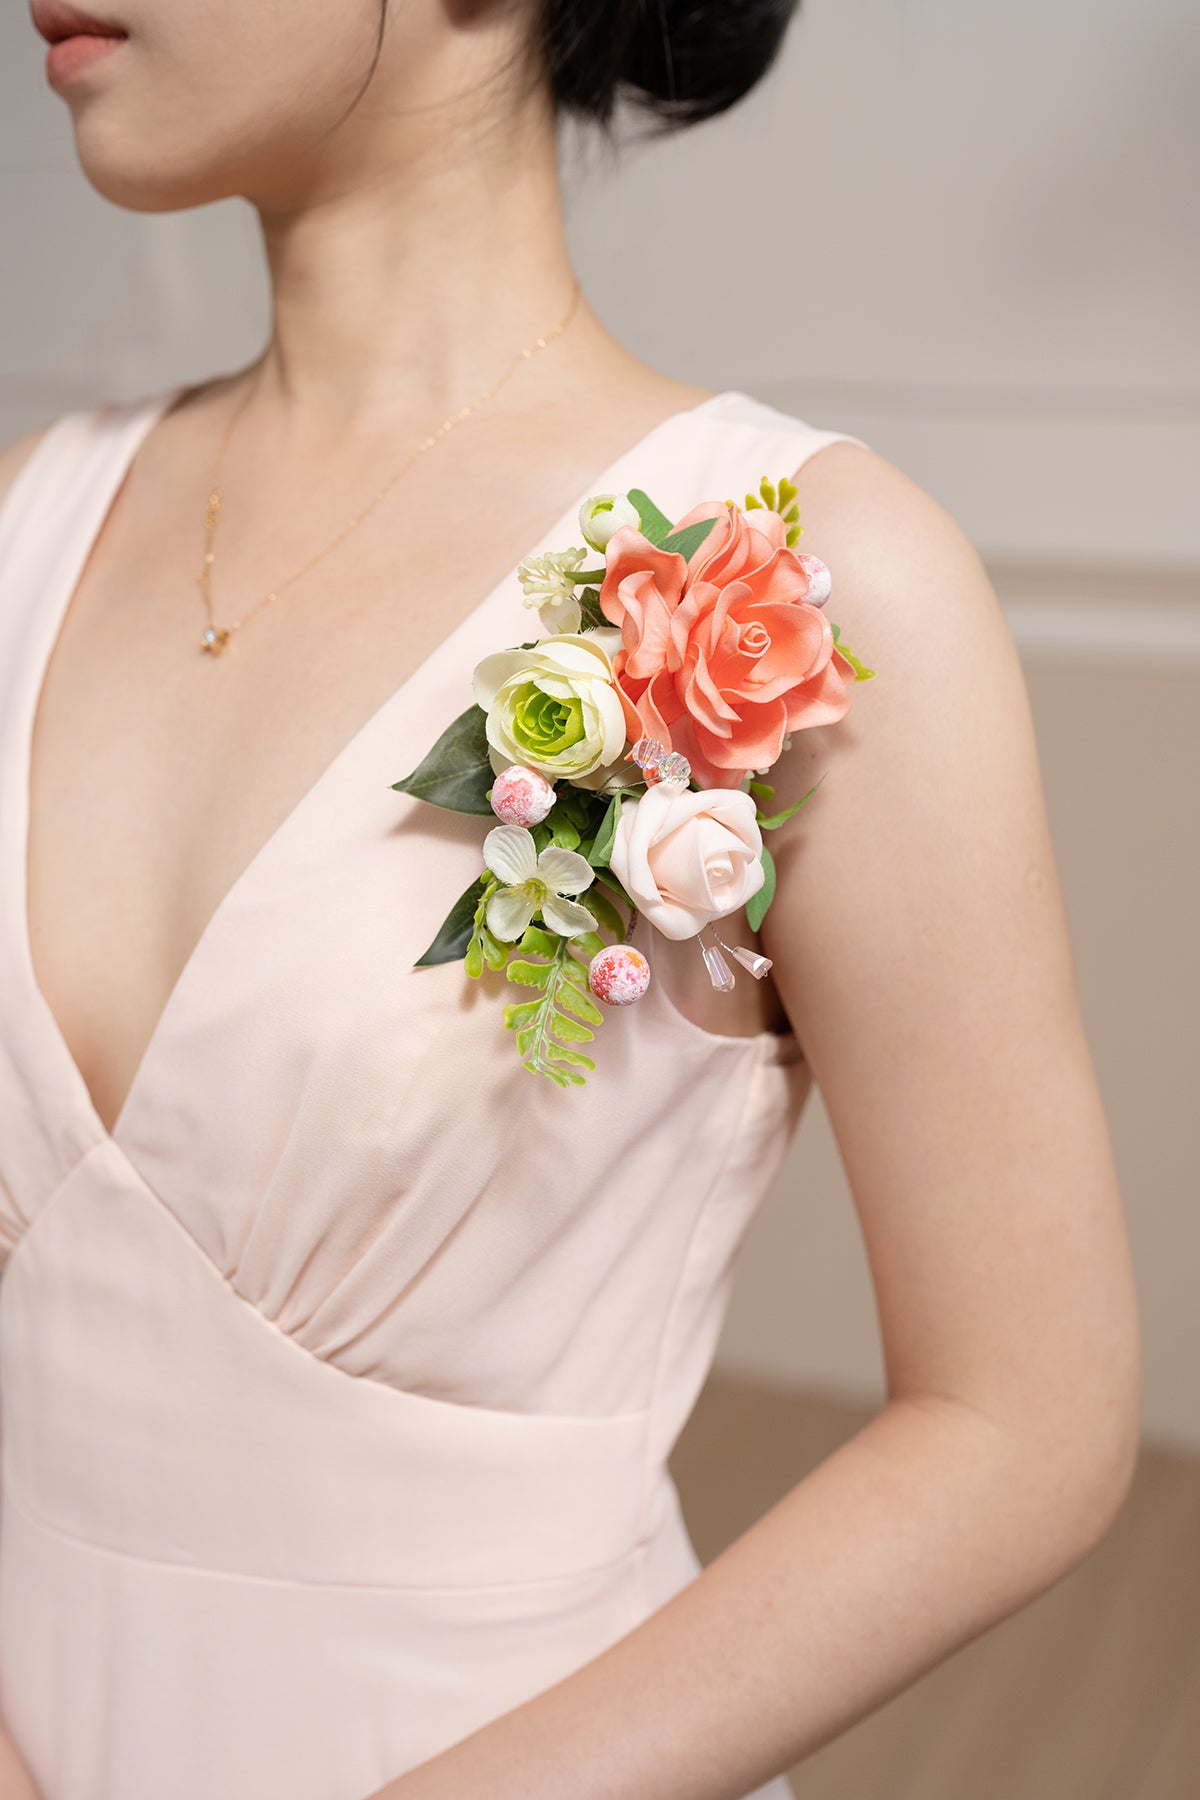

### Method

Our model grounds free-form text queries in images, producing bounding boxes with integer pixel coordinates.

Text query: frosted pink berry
[489,765,556,828]
[588,944,651,1007]
[795,553,831,606]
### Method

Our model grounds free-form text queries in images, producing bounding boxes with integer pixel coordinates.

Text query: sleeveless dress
[0,385,865,1800]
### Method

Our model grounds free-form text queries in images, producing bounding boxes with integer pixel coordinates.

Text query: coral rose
[598,503,856,787]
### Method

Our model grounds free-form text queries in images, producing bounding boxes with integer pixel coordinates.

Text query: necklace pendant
[200,624,230,656]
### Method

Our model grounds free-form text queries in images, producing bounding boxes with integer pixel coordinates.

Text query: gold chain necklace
[195,282,582,656]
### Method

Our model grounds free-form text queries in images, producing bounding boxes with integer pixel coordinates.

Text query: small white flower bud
[578,492,640,553]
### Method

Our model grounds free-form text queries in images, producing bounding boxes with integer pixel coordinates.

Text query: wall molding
[1001,599,1200,666]
[989,559,1200,667]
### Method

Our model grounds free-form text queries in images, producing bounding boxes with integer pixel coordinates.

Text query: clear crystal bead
[631,735,667,770]
[656,750,691,785]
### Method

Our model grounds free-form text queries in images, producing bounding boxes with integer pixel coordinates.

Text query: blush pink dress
[0,385,864,1800]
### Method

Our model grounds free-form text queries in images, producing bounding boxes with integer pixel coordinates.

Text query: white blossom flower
[483,825,598,942]
[516,547,587,635]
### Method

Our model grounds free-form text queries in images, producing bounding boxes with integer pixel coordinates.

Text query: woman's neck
[247,91,582,442]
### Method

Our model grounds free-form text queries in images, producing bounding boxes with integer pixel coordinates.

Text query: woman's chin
[73,134,230,214]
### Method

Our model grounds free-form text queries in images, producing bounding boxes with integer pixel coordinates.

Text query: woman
[0,2,1140,1798]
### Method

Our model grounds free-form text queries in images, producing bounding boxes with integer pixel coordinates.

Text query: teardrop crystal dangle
[698,931,737,993]
[714,935,773,980]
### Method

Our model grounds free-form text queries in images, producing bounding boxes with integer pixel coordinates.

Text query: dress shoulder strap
[0,390,182,712]
[0,391,167,578]
[696,389,869,479]
[644,390,868,529]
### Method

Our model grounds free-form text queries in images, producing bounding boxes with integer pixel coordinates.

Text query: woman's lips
[31,1,129,87]
[45,30,126,85]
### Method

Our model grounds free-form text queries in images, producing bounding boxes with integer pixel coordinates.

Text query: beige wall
[2,3,1196,1447]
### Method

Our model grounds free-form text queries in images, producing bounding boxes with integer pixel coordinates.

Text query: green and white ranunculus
[578,491,640,553]
[483,825,597,941]
[473,632,630,780]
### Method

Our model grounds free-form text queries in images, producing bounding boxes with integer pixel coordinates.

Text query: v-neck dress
[0,384,865,1800]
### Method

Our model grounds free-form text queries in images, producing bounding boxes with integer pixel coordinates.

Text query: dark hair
[535,1,803,131]
[351,2,800,138]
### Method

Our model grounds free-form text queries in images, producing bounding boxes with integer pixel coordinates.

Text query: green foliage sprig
[502,925,605,1088]
[742,474,803,547]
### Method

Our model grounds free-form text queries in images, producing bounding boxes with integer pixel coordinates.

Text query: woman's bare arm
[0,1723,38,1800]
[366,444,1141,1800]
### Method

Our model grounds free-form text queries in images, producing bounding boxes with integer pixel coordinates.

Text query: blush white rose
[608,782,766,941]
[473,632,635,782]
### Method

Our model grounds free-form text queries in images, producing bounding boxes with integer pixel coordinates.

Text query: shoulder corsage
[392,477,874,1088]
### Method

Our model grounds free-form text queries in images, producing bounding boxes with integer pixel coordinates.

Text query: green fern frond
[502,928,601,1087]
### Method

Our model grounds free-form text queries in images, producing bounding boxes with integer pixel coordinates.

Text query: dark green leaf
[594,864,635,910]
[414,875,487,968]
[746,846,776,934]
[625,488,674,547]
[587,792,623,868]
[659,516,718,562]
[557,785,598,830]
[391,705,493,815]
[587,885,626,941]
[548,811,581,850]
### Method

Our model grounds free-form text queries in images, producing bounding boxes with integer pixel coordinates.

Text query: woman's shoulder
[778,406,994,648]
[694,389,987,647]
